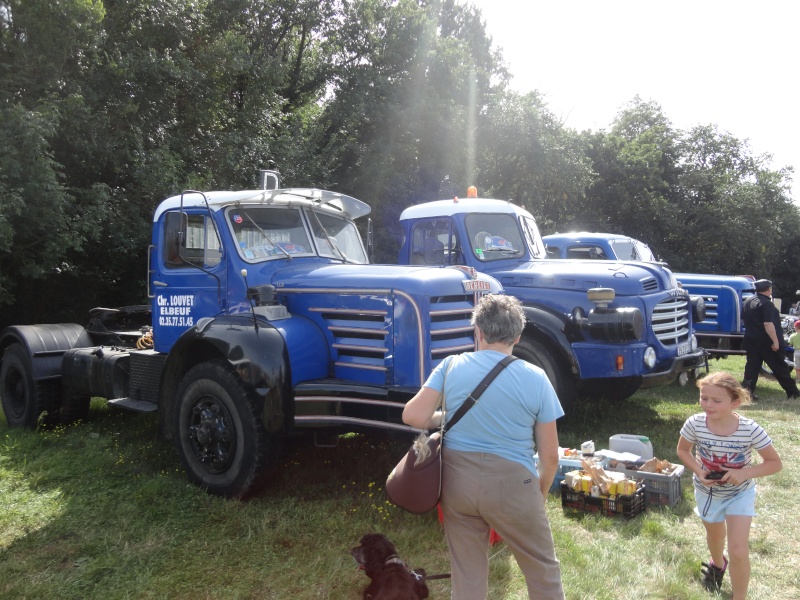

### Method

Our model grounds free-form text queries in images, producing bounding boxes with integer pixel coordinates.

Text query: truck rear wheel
[0,343,61,428]
[174,360,276,498]
[514,338,577,414]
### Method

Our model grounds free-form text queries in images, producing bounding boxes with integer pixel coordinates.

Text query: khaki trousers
[440,448,565,600]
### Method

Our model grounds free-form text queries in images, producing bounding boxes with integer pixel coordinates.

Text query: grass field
[1,356,798,599]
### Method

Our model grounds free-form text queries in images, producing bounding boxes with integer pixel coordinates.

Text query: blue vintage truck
[542,232,756,359]
[0,171,500,498]
[397,196,707,409]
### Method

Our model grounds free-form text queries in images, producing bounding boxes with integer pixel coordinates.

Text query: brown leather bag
[385,355,517,514]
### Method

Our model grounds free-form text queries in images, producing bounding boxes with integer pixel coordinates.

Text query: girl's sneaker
[700,557,728,592]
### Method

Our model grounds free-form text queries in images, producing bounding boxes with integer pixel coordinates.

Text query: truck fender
[0,324,93,381]
[157,314,328,438]
[520,306,580,376]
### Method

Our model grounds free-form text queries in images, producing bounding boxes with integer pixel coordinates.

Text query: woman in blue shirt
[404,294,565,600]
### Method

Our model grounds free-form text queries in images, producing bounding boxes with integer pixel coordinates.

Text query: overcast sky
[467,0,798,199]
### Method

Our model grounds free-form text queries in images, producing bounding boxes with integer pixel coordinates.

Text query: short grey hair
[471,294,525,345]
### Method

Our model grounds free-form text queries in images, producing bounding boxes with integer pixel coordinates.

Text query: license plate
[677,342,691,356]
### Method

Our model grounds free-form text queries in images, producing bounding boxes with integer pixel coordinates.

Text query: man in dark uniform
[741,279,800,399]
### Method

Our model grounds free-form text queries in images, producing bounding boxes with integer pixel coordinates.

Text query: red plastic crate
[560,482,646,518]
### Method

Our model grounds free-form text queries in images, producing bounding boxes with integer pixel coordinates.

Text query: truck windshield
[610,239,656,262]
[465,214,526,261]
[307,210,368,263]
[228,207,314,261]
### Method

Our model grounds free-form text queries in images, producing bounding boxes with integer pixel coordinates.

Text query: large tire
[0,343,61,428]
[173,360,277,498]
[578,377,642,401]
[514,337,577,414]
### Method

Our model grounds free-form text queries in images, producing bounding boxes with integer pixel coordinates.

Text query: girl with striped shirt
[677,371,782,599]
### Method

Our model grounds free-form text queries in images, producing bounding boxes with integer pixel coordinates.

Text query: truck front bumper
[640,347,709,389]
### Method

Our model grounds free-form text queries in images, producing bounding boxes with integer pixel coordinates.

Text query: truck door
[151,210,226,352]
[408,218,461,265]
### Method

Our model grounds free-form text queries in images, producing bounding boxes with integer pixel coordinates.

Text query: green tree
[476,90,593,232]
[577,97,682,247]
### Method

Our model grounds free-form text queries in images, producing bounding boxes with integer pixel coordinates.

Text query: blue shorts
[694,485,756,523]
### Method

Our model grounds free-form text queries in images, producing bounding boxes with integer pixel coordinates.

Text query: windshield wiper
[310,211,349,263]
[242,211,292,260]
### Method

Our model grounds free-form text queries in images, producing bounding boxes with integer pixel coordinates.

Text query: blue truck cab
[0,172,500,498]
[398,196,707,409]
[542,231,756,358]
[543,232,659,263]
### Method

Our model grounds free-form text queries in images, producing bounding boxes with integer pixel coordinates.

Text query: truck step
[108,397,158,412]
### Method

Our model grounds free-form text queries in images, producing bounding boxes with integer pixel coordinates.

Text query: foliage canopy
[0,1,797,327]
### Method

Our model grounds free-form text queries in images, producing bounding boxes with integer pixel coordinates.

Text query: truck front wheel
[174,360,276,498]
[0,343,60,428]
[514,338,577,414]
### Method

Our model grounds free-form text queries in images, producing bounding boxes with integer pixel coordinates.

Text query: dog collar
[384,556,406,567]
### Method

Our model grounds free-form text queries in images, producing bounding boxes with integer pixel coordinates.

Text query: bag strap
[442,354,517,434]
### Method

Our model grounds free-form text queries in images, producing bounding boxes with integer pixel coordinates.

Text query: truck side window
[163,212,222,269]
[545,246,561,259]
[566,245,608,260]
[410,219,459,265]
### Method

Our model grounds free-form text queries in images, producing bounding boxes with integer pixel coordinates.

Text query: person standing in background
[788,320,800,383]
[740,279,800,399]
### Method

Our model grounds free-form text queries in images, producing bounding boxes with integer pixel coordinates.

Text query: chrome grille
[309,307,388,372]
[641,277,658,292]
[651,297,690,345]
[429,294,477,366]
[699,294,719,325]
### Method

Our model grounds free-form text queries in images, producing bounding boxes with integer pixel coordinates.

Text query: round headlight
[644,346,657,369]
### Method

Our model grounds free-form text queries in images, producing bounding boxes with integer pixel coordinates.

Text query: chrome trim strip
[279,287,392,294]
[328,326,389,336]
[309,307,388,316]
[432,344,474,355]
[294,415,421,433]
[394,290,425,385]
[430,308,474,316]
[431,325,474,335]
[334,361,387,371]
[295,395,403,408]
[332,343,389,354]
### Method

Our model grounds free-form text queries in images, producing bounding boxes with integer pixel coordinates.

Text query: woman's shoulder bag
[385,355,517,514]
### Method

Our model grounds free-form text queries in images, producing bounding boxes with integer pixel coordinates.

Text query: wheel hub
[187,398,234,473]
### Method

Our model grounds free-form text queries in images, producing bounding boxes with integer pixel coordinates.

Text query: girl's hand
[720,469,747,486]
[700,472,726,486]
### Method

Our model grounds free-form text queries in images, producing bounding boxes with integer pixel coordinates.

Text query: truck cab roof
[154,188,371,222]
[399,196,527,220]
[542,231,658,262]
